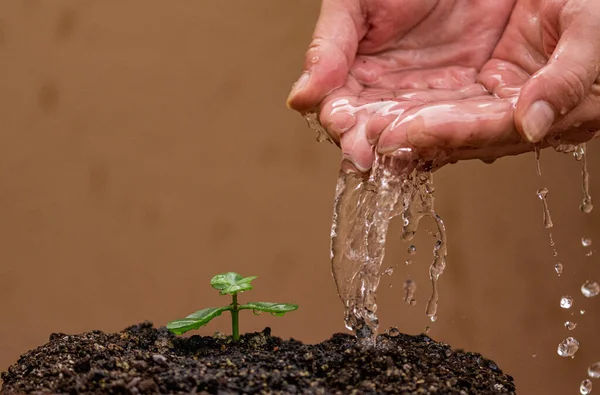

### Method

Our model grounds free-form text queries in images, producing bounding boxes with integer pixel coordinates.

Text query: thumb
[516,17,600,143]
[286,0,365,112]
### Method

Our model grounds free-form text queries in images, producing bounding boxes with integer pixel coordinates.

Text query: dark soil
[1,322,515,395]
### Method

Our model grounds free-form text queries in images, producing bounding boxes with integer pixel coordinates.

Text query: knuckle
[556,65,588,110]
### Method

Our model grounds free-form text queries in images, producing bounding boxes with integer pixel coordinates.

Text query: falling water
[536,188,554,229]
[329,149,447,342]
[578,144,594,213]
[581,379,593,395]
[557,337,580,357]
[403,279,417,306]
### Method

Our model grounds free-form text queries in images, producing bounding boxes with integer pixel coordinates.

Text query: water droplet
[565,321,577,330]
[583,238,593,247]
[581,200,594,214]
[575,146,585,161]
[403,218,410,227]
[582,281,600,298]
[537,188,548,199]
[581,309,586,315]
[536,188,554,228]
[405,259,413,265]
[425,183,435,194]
[532,353,537,358]
[424,326,431,334]
[430,315,438,322]
[578,144,594,214]
[427,230,439,238]
[581,379,593,395]
[557,337,580,357]
[587,250,594,257]
[555,262,564,276]
[560,295,574,309]
[252,310,262,315]
[403,279,417,306]
[588,362,600,379]
[303,112,334,144]
[408,245,416,255]
[534,145,542,176]
[388,327,400,337]
[584,362,600,380]
[383,267,394,276]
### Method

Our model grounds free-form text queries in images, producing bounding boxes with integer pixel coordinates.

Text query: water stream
[304,109,597,390]
[329,150,446,343]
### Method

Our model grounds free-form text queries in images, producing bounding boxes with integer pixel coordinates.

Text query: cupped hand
[287,0,599,171]
[477,0,600,158]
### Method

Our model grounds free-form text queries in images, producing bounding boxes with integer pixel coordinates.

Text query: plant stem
[231,294,239,340]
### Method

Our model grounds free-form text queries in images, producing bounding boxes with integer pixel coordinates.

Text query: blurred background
[0,1,599,394]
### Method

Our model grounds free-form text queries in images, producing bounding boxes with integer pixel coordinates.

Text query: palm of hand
[313,0,515,170]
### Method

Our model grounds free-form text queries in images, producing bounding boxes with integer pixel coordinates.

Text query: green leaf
[239,302,298,316]
[210,272,258,295]
[166,306,231,335]
[237,275,258,284]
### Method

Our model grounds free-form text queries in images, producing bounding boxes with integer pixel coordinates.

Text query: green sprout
[166,272,298,340]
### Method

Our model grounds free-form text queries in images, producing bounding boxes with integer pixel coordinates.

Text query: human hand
[478,0,600,154]
[287,0,598,171]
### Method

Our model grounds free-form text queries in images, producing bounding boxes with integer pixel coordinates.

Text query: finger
[448,129,600,164]
[516,8,600,143]
[286,0,366,112]
[377,99,519,154]
[478,59,530,96]
[550,86,600,134]
[339,115,374,172]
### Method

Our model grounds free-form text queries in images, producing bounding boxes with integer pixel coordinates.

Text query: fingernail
[342,154,371,173]
[522,100,555,143]
[286,72,310,107]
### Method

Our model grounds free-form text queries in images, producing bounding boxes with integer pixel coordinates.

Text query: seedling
[166,272,298,340]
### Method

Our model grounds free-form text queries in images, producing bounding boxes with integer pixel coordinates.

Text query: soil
[1,322,515,395]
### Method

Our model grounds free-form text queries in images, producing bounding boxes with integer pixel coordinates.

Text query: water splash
[330,150,447,342]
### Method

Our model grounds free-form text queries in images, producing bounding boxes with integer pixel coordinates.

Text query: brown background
[0,1,599,394]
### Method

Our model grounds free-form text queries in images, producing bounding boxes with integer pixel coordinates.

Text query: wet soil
[1,322,515,394]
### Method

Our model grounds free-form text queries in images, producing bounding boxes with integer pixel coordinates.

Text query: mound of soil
[1,322,515,394]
